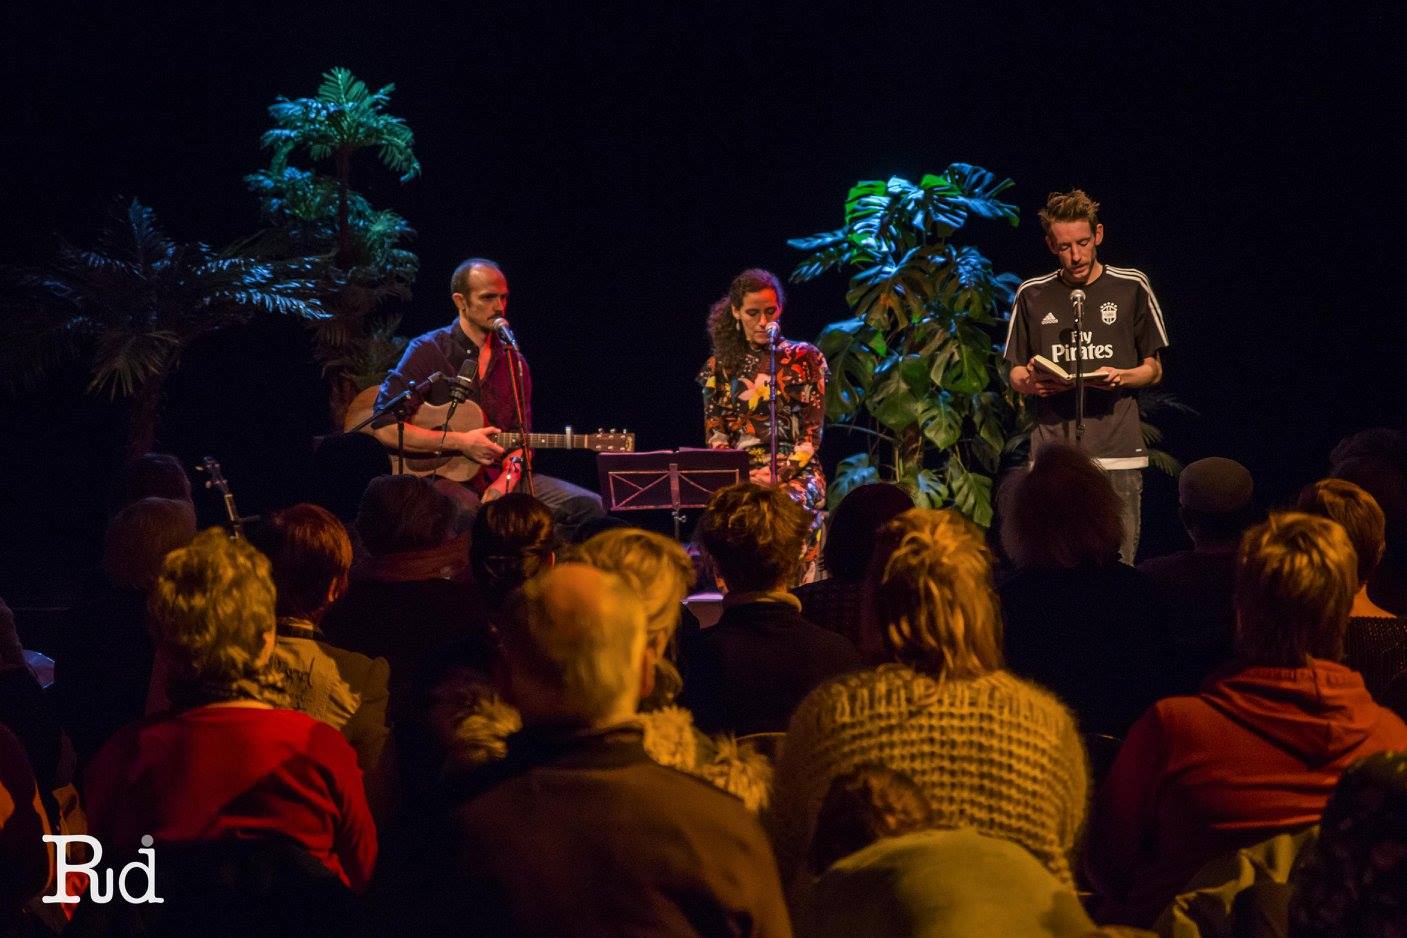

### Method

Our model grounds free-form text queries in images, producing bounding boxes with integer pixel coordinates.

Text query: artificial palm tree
[0,198,326,457]
[239,67,421,425]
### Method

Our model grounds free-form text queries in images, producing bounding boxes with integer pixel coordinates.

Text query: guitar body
[343,386,489,481]
[343,384,636,483]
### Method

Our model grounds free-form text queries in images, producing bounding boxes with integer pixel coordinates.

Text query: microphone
[489,317,519,349]
[766,321,781,345]
[1069,289,1086,314]
[446,356,476,405]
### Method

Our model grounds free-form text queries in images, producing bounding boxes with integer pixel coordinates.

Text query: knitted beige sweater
[768,664,1089,886]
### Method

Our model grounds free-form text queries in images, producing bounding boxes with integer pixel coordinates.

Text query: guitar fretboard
[496,432,625,451]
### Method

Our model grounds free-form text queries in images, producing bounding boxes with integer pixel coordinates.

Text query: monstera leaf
[793,166,1022,526]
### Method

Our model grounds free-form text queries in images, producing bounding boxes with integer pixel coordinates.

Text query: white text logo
[43,835,163,905]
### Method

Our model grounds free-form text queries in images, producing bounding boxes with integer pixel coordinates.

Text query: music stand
[597,448,751,540]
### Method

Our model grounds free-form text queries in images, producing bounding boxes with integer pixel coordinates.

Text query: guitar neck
[498,431,593,450]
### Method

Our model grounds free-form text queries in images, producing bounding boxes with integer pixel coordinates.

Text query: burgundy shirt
[377,322,532,435]
[84,706,377,890]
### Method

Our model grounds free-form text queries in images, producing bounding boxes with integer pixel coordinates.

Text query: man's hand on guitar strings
[454,426,505,465]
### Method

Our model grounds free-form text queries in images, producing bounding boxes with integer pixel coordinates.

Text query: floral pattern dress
[698,339,828,515]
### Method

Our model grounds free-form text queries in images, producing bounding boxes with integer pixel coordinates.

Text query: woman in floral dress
[698,269,828,569]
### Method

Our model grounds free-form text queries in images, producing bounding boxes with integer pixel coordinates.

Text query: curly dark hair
[1290,750,1407,937]
[698,482,810,592]
[471,493,556,612]
[705,268,786,376]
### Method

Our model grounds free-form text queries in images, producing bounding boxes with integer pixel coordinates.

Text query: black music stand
[597,448,751,540]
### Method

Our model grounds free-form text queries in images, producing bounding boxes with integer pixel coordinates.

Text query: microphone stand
[503,337,535,497]
[769,333,779,484]
[1071,294,1086,444]
[348,374,441,475]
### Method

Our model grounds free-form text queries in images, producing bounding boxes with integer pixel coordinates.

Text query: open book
[1032,355,1111,384]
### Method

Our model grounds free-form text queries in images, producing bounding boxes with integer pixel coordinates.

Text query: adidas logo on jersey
[1041,312,1059,325]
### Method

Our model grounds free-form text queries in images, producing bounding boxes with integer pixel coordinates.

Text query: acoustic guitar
[343,385,635,482]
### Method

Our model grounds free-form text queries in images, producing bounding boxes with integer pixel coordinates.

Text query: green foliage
[792,166,1024,526]
[261,68,421,185]
[0,198,327,454]
[241,67,422,421]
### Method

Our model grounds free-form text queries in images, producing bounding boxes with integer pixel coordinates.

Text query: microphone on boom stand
[489,317,520,350]
[1069,289,1087,443]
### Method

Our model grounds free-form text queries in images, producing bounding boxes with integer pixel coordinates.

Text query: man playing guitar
[370,257,606,537]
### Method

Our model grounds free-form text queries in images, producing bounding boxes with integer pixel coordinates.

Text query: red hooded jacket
[1087,658,1407,926]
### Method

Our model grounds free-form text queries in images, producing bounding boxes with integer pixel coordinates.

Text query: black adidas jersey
[1003,266,1170,468]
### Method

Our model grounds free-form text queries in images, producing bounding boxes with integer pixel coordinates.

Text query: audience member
[1297,478,1407,700]
[1139,457,1257,694]
[1330,428,1407,614]
[804,765,934,877]
[1289,749,1407,937]
[401,494,554,796]
[0,724,52,928]
[309,432,391,527]
[679,483,861,735]
[84,529,376,891]
[998,442,1173,736]
[792,482,913,656]
[56,496,196,765]
[565,512,630,546]
[1087,512,1407,927]
[770,509,1088,889]
[116,452,193,510]
[320,475,485,722]
[570,528,771,809]
[252,504,394,819]
[469,492,557,618]
[435,525,774,811]
[374,564,791,935]
[795,766,1100,938]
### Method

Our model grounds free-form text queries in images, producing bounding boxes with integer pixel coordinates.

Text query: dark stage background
[2,2,1403,604]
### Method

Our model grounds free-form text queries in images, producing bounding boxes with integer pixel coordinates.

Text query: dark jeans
[1106,468,1143,564]
[433,473,604,542]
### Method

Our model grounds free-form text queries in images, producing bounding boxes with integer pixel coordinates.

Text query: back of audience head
[1178,456,1256,547]
[149,528,278,708]
[570,528,692,655]
[1290,749,1407,937]
[355,474,457,558]
[807,765,934,876]
[1000,443,1122,569]
[103,496,198,592]
[117,452,193,509]
[1330,427,1405,470]
[698,482,811,592]
[1296,479,1385,589]
[1332,457,1407,547]
[471,493,556,611]
[1234,512,1356,668]
[823,483,914,582]
[567,513,630,546]
[311,433,391,524]
[498,564,648,728]
[253,504,353,622]
[872,508,1003,679]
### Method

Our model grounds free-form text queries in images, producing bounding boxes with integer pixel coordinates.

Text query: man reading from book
[1003,190,1170,563]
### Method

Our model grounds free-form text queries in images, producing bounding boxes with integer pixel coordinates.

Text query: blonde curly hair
[148,528,279,706]
[872,508,1004,679]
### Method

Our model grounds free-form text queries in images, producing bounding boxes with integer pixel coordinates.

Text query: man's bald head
[500,563,649,727]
